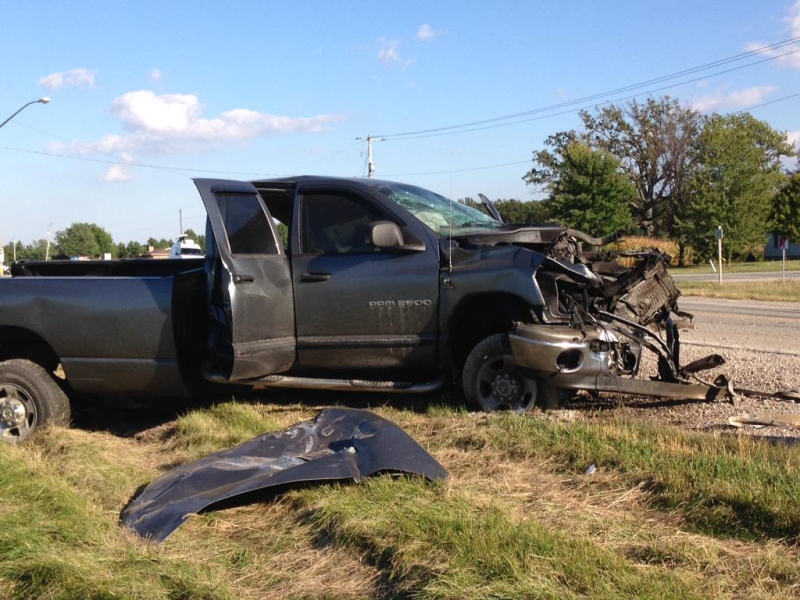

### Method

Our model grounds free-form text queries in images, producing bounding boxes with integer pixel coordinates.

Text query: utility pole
[356,134,386,179]
[45,223,53,261]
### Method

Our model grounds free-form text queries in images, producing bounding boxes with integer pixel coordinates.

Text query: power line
[383,159,530,177]
[375,35,800,139]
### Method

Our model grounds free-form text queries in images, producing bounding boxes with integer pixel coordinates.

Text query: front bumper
[509,323,729,402]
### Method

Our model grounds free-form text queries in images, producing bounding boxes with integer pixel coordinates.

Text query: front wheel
[0,359,71,443]
[462,333,550,414]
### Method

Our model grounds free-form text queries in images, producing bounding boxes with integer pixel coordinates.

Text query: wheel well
[447,293,534,373]
[0,327,60,373]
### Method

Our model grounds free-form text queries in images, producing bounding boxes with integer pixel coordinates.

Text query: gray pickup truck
[0,176,722,443]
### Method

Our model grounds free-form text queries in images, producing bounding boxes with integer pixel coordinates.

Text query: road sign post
[714,226,724,284]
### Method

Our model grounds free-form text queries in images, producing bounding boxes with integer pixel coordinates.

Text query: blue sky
[2,0,800,246]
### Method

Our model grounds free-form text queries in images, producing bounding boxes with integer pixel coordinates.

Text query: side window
[301,192,387,254]
[216,192,279,255]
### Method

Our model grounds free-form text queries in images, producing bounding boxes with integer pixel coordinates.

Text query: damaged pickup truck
[0,176,725,442]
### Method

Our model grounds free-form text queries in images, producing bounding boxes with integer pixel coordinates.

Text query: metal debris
[121,408,447,542]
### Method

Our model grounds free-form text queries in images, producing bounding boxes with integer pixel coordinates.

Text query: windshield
[373,182,500,233]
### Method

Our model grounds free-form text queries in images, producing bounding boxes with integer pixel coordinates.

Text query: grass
[672,259,800,275]
[677,280,800,302]
[2,399,800,599]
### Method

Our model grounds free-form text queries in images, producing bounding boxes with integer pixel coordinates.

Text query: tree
[684,113,794,261]
[56,223,101,258]
[537,142,634,236]
[116,240,146,259]
[147,237,172,250]
[90,224,115,257]
[458,196,551,224]
[494,199,552,224]
[525,97,702,243]
[770,170,800,244]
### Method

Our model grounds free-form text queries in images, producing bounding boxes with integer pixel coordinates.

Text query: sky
[2,0,800,247]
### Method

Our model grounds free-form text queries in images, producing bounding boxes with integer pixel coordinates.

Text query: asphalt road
[677,296,800,356]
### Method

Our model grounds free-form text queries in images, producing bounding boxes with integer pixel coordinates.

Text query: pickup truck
[0,176,721,443]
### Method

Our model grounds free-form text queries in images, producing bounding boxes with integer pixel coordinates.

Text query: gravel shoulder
[560,295,800,439]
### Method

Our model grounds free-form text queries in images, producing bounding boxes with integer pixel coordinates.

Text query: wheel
[462,333,543,414]
[0,359,71,443]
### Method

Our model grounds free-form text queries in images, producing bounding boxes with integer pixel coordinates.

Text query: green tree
[770,170,800,243]
[684,113,794,261]
[116,240,146,258]
[56,223,101,258]
[494,199,552,224]
[526,97,702,245]
[542,142,634,236]
[90,224,115,257]
[146,238,172,251]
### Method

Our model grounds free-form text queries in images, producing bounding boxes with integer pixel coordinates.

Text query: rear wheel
[0,359,70,443]
[462,333,542,414]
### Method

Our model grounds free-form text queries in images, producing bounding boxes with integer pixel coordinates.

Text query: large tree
[56,223,100,258]
[684,113,794,261]
[526,97,702,242]
[540,142,634,236]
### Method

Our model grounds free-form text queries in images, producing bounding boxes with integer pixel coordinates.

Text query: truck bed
[10,257,204,278]
[0,260,208,397]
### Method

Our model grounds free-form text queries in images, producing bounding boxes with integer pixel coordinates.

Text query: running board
[204,372,447,394]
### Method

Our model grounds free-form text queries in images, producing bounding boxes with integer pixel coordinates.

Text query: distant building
[765,234,800,259]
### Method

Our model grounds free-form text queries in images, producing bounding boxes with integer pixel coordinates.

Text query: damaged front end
[500,229,732,403]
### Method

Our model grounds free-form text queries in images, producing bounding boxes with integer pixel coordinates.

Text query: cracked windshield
[375,182,499,232]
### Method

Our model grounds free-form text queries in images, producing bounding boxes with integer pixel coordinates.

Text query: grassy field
[677,280,800,302]
[672,259,800,275]
[1,395,799,599]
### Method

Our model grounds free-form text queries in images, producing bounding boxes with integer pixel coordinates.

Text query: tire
[462,333,545,414]
[0,359,71,443]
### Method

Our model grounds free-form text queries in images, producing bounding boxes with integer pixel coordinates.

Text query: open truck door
[194,179,296,380]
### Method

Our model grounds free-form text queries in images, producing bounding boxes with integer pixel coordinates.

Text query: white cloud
[100,165,134,182]
[690,86,777,112]
[378,40,415,68]
[148,69,164,81]
[38,68,96,91]
[58,90,342,155]
[744,2,800,69]
[417,24,440,40]
[787,130,800,148]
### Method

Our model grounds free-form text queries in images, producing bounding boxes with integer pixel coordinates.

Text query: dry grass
[609,236,682,265]
[2,399,800,598]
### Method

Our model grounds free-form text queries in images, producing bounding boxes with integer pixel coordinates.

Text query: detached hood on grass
[121,408,447,542]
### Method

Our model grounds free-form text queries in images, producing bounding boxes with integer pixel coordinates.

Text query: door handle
[233,274,254,283]
[300,272,331,282]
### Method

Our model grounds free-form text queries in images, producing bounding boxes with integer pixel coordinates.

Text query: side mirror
[370,221,404,247]
[370,221,426,252]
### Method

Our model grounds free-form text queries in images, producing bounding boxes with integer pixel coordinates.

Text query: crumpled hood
[121,408,447,542]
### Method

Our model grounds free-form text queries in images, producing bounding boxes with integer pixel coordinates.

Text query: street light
[0,97,50,130]
[0,97,50,273]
